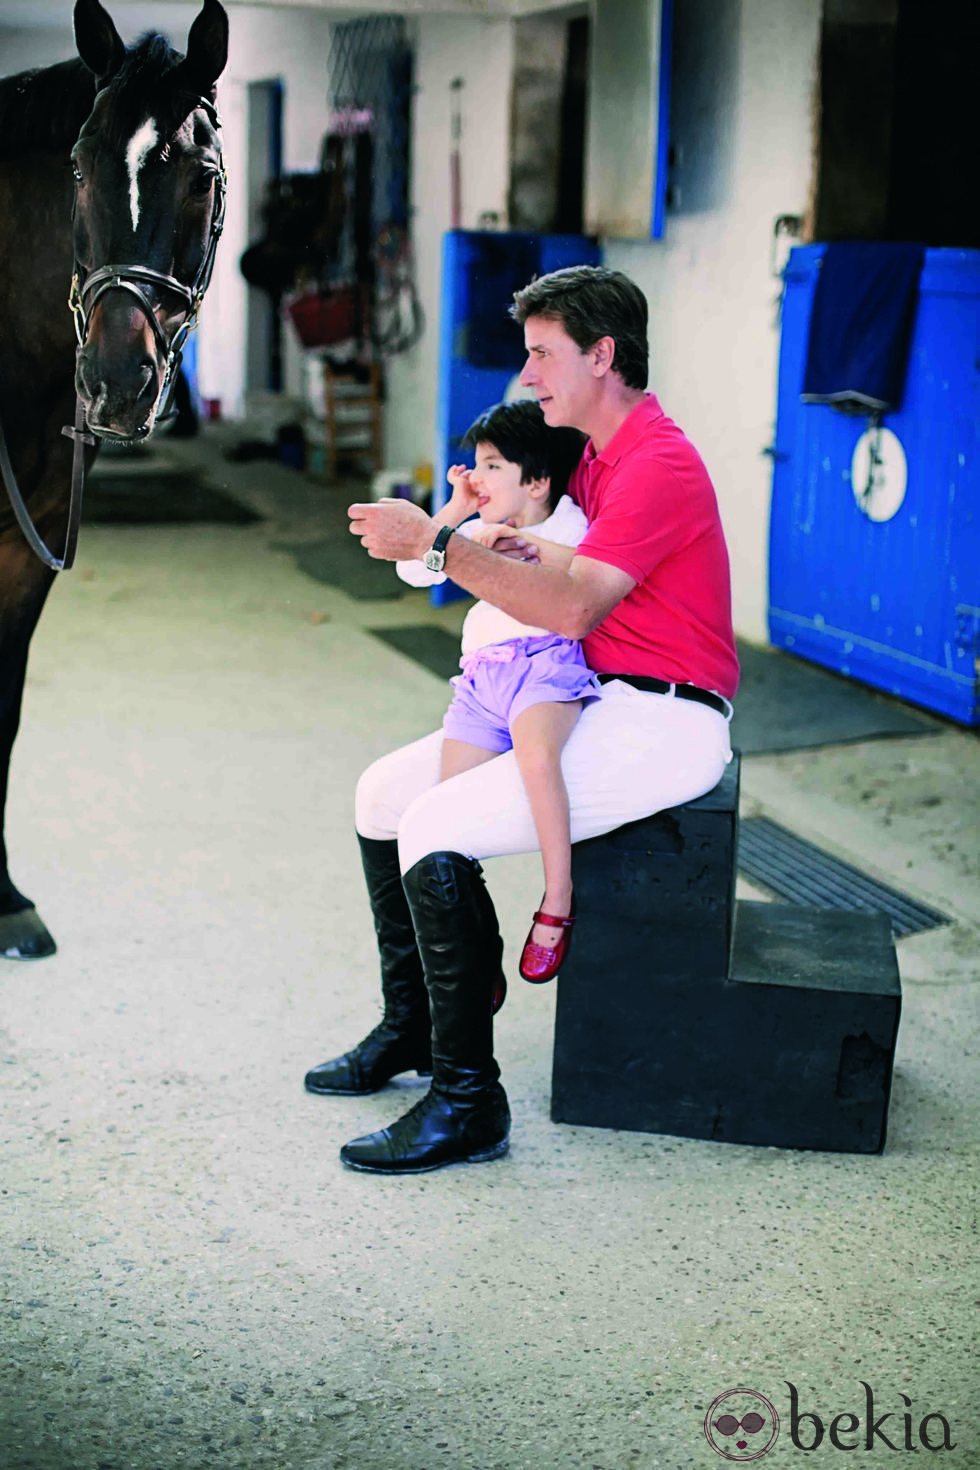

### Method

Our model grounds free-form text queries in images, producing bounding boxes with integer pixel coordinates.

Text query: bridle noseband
[68,92,227,434]
[0,92,225,572]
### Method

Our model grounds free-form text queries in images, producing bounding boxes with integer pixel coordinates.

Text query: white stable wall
[0,27,66,70]
[197,6,333,417]
[383,12,515,479]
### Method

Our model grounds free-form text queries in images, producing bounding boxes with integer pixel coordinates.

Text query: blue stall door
[433,230,602,606]
[769,245,980,726]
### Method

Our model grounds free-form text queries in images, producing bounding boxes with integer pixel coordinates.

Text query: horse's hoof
[0,909,57,960]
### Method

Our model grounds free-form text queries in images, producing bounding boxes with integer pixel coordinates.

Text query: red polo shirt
[569,394,739,699]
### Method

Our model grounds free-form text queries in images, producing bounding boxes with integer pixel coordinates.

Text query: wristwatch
[423,524,455,573]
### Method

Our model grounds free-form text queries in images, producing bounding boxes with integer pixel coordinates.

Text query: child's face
[469,441,549,526]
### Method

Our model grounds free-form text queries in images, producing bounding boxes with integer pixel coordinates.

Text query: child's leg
[509,700,583,949]
[440,738,499,783]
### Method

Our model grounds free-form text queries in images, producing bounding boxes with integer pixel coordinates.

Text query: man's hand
[468,519,541,562]
[348,498,434,562]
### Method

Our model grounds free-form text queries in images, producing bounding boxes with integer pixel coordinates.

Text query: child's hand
[468,519,511,548]
[470,520,541,562]
[446,464,480,516]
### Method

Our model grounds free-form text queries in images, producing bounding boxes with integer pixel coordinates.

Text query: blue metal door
[769,245,980,725]
[432,230,602,605]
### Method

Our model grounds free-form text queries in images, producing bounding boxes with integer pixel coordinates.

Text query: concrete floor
[1,435,977,1470]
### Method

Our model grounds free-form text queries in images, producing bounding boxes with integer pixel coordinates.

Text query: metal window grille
[328,16,421,354]
[330,16,411,230]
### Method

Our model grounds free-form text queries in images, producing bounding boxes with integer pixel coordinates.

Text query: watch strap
[431,525,455,554]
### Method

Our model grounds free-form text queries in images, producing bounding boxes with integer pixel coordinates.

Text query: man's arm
[349,499,634,639]
[446,535,634,638]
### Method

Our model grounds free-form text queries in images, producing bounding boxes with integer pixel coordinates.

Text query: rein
[0,375,94,572]
[0,93,225,573]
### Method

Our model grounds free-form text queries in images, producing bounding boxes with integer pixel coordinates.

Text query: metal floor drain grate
[737,817,952,937]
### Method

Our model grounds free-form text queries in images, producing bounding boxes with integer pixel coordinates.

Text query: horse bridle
[0,93,225,572]
[68,93,227,432]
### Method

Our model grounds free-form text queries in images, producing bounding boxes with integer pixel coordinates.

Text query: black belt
[597,673,730,717]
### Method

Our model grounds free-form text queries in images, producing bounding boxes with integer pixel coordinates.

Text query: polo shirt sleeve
[574,456,696,583]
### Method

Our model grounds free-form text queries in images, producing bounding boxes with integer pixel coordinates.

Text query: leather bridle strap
[75,264,194,360]
[0,357,94,574]
[60,389,95,571]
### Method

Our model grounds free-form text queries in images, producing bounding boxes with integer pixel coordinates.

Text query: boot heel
[417,1067,433,1078]
[467,1138,510,1163]
[339,851,511,1174]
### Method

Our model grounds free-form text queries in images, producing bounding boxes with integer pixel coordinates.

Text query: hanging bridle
[0,93,225,573]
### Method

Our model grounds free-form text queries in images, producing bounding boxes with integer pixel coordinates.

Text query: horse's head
[70,0,228,440]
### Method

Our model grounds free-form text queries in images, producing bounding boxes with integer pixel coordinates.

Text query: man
[310,265,738,1175]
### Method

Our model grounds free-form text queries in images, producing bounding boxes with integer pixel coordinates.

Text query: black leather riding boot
[304,835,432,1096]
[339,852,511,1174]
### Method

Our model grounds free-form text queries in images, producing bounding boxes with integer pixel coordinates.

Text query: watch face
[424,549,445,572]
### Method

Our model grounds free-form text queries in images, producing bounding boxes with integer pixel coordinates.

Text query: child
[396,400,597,989]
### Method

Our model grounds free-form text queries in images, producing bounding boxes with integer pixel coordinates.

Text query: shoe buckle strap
[532,910,575,928]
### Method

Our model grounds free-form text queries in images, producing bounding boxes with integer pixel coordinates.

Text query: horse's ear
[184,0,229,95]
[74,0,125,83]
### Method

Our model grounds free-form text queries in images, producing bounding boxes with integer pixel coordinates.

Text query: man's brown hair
[510,265,649,391]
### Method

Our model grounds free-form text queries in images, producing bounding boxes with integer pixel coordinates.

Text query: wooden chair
[321,359,383,480]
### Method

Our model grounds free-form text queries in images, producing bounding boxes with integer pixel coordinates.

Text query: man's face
[519,314,599,429]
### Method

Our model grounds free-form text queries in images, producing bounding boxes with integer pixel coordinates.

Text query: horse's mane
[0,58,95,160]
[101,33,189,149]
[0,33,189,163]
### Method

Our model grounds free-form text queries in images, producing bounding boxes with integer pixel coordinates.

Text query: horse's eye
[190,169,216,198]
[72,163,85,185]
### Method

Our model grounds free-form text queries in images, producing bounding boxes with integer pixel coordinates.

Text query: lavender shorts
[442,634,601,753]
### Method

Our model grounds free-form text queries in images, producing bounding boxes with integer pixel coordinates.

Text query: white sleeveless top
[395,495,589,654]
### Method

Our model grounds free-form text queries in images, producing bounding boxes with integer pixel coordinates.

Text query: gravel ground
[1,440,976,1470]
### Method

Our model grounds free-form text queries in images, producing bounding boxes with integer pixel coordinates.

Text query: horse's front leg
[0,540,57,958]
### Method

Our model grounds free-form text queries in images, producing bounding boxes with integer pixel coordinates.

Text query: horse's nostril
[134,359,160,405]
[75,348,96,390]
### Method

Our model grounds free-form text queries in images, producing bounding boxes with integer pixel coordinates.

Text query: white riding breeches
[355,679,733,874]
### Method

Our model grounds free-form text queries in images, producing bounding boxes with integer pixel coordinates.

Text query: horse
[0,0,228,959]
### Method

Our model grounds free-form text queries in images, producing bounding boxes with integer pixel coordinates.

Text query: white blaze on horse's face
[125,118,159,232]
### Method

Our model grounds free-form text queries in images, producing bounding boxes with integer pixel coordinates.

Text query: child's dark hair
[459,399,586,510]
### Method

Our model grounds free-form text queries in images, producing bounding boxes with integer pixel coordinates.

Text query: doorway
[246,79,284,393]
[814,0,980,247]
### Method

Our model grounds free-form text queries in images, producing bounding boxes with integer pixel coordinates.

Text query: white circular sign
[851,426,908,522]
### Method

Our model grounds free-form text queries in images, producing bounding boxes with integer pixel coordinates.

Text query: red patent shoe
[519,904,576,983]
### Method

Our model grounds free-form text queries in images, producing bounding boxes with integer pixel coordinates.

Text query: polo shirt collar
[584,392,664,468]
